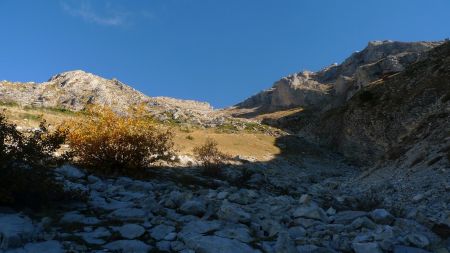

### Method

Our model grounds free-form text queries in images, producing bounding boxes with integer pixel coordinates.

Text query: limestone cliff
[231,40,442,118]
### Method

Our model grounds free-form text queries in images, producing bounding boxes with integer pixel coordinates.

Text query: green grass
[23,106,77,116]
[0,101,19,107]
[19,112,43,121]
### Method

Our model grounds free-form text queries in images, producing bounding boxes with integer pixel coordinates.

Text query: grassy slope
[1,105,280,160]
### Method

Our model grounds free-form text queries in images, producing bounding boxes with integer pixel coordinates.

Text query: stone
[393,245,431,253]
[164,232,177,241]
[171,240,186,251]
[333,211,367,224]
[183,235,260,253]
[370,209,394,225]
[214,225,253,243]
[228,190,257,205]
[156,240,172,252]
[274,231,297,253]
[256,219,284,238]
[349,217,376,230]
[103,240,152,253]
[296,244,327,253]
[55,165,85,179]
[60,212,100,225]
[179,220,222,240]
[151,224,175,241]
[109,208,147,221]
[118,224,146,239]
[293,204,329,223]
[217,191,229,200]
[412,194,425,203]
[179,200,206,216]
[218,201,251,223]
[299,194,312,204]
[0,214,35,250]
[326,207,336,215]
[406,233,430,248]
[20,240,64,253]
[78,227,111,245]
[287,226,306,240]
[352,242,383,253]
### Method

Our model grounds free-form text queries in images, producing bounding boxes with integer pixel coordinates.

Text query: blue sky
[1,0,449,108]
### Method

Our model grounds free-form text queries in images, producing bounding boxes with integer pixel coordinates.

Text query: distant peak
[48,70,97,82]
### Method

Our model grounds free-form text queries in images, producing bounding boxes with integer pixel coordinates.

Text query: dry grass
[0,105,79,129]
[2,105,281,161]
[174,128,280,160]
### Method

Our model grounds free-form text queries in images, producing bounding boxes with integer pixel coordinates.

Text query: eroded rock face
[230,40,442,117]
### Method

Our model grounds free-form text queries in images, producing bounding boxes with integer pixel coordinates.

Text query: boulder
[103,240,152,253]
[0,214,35,250]
[370,209,395,225]
[218,201,251,223]
[179,200,207,216]
[352,242,383,253]
[183,235,260,253]
[333,211,367,224]
[150,224,175,241]
[118,224,146,239]
[293,204,329,223]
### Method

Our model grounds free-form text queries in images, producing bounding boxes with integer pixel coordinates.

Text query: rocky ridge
[0,70,242,128]
[230,40,442,117]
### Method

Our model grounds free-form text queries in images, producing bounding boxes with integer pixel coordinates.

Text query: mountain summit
[1,70,149,111]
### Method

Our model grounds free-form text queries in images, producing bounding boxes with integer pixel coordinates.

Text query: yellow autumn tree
[61,105,175,173]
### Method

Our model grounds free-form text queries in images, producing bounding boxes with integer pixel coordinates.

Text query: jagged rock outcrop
[302,41,450,165]
[230,40,442,118]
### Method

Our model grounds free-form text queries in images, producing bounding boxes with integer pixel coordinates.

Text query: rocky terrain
[0,40,449,253]
[1,139,448,253]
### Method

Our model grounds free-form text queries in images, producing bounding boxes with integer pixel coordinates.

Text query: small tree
[62,105,175,173]
[193,138,230,176]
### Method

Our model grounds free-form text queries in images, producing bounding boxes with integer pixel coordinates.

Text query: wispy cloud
[61,0,130,26]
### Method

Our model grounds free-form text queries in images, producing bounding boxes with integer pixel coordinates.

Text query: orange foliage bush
[62,106,175,173]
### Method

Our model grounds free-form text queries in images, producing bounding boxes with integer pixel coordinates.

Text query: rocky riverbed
[1,149,449,253]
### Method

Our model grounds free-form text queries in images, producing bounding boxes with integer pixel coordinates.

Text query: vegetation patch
[193,138,231,177]
[62,106,175,174]
[0,112,77,209]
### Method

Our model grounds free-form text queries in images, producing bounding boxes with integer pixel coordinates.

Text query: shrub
[62,106,175,173]
[0,111,72,209]
[193,138,230,176]
[186,135,194,140]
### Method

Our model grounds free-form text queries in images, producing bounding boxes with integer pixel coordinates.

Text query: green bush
[0,112,72,209]
[193,138,230,177]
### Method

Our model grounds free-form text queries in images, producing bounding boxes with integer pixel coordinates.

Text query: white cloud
[61,1,130,26]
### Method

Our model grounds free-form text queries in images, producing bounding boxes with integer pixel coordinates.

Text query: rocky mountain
[229,40,443,118]
[0,70,228,127]
[0,70,150,111]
